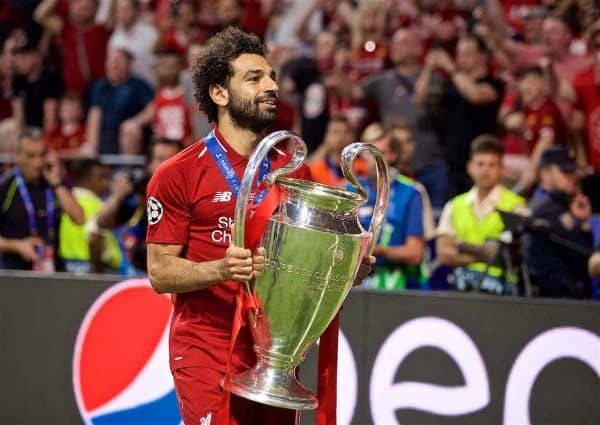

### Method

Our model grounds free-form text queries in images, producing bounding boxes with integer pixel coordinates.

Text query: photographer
[90,137,180,273]
[0,128,83,271]
[523,147,594,299]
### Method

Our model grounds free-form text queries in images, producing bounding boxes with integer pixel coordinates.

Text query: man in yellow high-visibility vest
[436,134,526,295]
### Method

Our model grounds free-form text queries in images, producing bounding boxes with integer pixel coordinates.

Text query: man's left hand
[353,255,375,286]
[43,150,62,187]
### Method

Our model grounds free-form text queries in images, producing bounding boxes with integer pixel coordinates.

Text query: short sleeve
[405,190,424,237]
[436,201,455,237]
[138,80,155,107]
[146,163,190,244]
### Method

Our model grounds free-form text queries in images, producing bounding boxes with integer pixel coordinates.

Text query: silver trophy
[231,131,389,410]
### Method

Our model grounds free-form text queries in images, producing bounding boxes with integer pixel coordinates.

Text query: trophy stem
[230,354,318,410]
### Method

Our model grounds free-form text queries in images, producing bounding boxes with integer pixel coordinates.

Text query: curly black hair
[192,27,266,123]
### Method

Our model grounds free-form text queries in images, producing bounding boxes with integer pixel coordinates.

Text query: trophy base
[230,357,318,410]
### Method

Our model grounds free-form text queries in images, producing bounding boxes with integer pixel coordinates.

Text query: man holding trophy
[146,27,382,425]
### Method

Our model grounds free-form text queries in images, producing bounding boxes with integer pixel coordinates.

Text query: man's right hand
[221,245,256,282]
[13,237,44,262]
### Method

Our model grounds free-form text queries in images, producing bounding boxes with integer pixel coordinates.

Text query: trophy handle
[341,143,390,254]
[233,130,308,288]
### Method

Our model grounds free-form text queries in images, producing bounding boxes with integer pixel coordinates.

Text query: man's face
[148,143,180,174]
[519,73,546,106]
[542,165,578,195]
[225,54,279,133]
[16,137,47,181]
[88,165,111,197]
[156,55,181,86]
[542,18,570,51]
[115,0,138,27]
[324,120,353,154]
[389,29,420,66]
[106,50,131,84]
[372,136,398,169]
[390,128,416,165]
[467,152,503,190]
[456,38,482,73]
[70,0,98,24]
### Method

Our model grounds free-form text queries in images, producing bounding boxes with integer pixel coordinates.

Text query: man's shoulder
[0,171,15,193]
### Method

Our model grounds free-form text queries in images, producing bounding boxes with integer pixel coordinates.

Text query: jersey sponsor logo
[73,279,181,424]
[212,191,232,202]
[147,197,163,225]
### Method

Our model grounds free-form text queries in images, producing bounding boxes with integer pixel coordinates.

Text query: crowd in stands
[0,0,599,300]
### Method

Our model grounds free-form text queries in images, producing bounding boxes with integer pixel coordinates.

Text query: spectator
[180,43,211,140]
[11,36,63,135]
[347,0,387,83]
[59,158,121,273]
[421,34,504,196]
[386,120,435,239]
[91,137,181,273]
[352,27,448,208]
[45,93,87,157]
[280,48,329,154]
[156,0,205,56]
[500,66,567,191]
[108,0,159,87]
[436,135,526,295]
[572,21,600,174]
[34,0,111,94]
[0,32,17,150]
[308,115,367,187]
[353,122,427,291]
[85,48,154,155]
[523,146,594,298]
[294,0,354,46]
[0,128,83,271]
[120,51,192,148]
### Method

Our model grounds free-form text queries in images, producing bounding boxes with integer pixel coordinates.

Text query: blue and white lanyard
[204,130,271,204]
[13,167,55,245]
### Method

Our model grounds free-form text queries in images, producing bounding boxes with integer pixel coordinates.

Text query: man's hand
[570,193,591,222]
[354,254,375,286]
[43,150,62,187]
[252,247,266,279]
[13,237,44,262]
[113,173,134,199]
[221,245,254,282]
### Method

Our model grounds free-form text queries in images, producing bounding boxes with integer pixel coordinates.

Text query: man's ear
[209,84,229,107]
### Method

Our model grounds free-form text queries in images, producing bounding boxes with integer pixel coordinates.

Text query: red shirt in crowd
[506,95,568,155]
[573,66,600,172]
[61,21,110,93]
[146,127,311,374]
[45,124,86,151]
[153,87,192,144]
[347,43,388,83]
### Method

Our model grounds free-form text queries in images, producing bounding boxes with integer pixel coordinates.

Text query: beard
[227,89,278,133]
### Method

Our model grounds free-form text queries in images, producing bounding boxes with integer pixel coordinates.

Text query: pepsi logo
[73,279,181,424]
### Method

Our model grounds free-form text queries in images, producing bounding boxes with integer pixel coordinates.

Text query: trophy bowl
[231,131,389,410]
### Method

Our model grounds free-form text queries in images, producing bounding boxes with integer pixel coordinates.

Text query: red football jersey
[45,124,86,151]
[153,87,192,143]
[573,66,600,172]
[146,128,312,373]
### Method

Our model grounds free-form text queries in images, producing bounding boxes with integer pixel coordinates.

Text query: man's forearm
[55,185,85,225]
[148,255,227,294]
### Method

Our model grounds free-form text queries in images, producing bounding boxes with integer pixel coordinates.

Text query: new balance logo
[212,191,232,202]
[200,412,212,425]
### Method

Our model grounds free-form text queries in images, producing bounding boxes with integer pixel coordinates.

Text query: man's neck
[476,185,495,201]
[217,114,261,157]
[395,62,419,76]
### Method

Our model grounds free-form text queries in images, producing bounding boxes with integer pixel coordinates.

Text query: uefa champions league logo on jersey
[147,197,163,225]
[72,279,181,425]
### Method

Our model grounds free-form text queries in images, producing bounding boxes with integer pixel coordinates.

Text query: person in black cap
[11,35,63,135]
[522,146,594,298]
